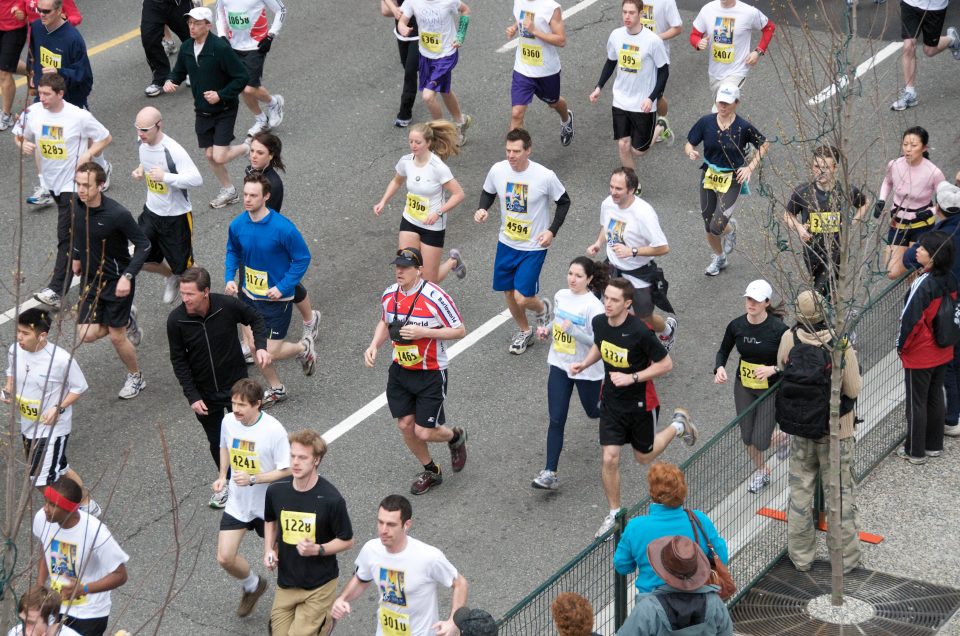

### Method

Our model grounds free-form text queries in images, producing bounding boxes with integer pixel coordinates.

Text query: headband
[43,486,80,513]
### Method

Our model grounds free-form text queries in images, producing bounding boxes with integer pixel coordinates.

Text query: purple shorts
[418,51,458,93]
[511,71,561,106]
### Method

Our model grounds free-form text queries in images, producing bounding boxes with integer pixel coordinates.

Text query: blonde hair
[410,120,460,161]
[288,429,328,462]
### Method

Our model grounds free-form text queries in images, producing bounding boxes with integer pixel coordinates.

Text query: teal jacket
[169,34,248,114]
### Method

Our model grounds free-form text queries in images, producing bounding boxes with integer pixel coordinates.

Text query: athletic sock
[241,573,259,593]
[610,508,621,516]
[423,461,440,474]
[671,420,685,436]
[268,96,278,107]
[449,430,461,445]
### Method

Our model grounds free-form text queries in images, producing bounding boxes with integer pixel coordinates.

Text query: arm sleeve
[224,225,241,284]
[689,27,704,49]
[714,321,737,372]
[276,228,311,297]
[215,0,228,36]
[166,316,203,404]
[332,497,355,541]
[756,19,775,52]
[566,324,595,347]
[902,244,921,270]
[700,512,729,564]
[66,359,88,395]
[265,0,286,35]
[57,34,91,87]
[897,283,929,352]
[122,214,152,278]
[596,57,617,89]
[548,191,571,236]
[168,49,188,84]
[218,47,250,102]
[477,189,497,211]
[263,487,277,523]
[613,530,637,575]
[649,63,669,102]
[879,160,895,201]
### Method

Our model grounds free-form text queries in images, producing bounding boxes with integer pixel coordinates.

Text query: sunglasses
[37,8,55,14]
[135,122,160,133]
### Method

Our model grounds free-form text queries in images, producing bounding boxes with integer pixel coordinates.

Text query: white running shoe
[209,487,228,509]
[34,287,61,306]
[101,161,113,192]
[0,111,15,131]
[304,310,321,344]
[144,83,162,97]
[163,275,180,304]
[890,89,918,111]
[126,306,143,346]
[705,254,723,276]
[595,509,622,539]
[747,469,771,493]
[162,38,178,56]
[658,316,678,352]
[27,185,54,207]
[266,95,285,129]
[722,218,738,255]
[118,372,146,399]
[209,186,239,209]
[247,117,268,137]
[532,470,559,490]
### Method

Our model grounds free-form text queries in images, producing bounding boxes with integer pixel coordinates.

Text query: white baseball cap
[743,279,773,302]
[716,84,740,104]
[935,180,960,215]
[184,6,214,22]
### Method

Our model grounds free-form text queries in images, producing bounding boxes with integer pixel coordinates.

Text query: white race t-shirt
[7,343,88,439]
[402,0,461,59]
[139,134,203,217]
[512,0,562,77]
[904,0,948,9]
[395,152,454,231]
[12,102,110,195]
[601,195,668,289]
[548,289,605,381]
[482,159,566,251]
[32,510,130,620]
[354,536,459,636]
[6,624,82,636]
[220,412,290,522]
[692,0,769,81]
[638,0,683,55]
[215,0,286,51]
[605,27,669,112]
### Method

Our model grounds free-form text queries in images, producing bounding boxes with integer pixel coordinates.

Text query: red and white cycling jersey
[380,281,462,371]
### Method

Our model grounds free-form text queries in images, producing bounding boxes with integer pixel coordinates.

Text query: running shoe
[237,577,267,617]
[896,446,926,465]
[535,297,554,329]
[656,116,675,146]
[595,509,621,539]
[126,306,143,346]
[448,248,467,280]
[394,117,411,128]
[0,112,17,131]
[163,275,180,304]
[298,336,316,376]
[945,423,960,437]
[144,83,162,98]
[101,161,113,192]
[509,329,535,354]
[948,27,960,60]
[27,185,54,207]
[118,372,146,399]
[456,114,473,146]
[560,110,574,146]
[890,88,917,111]
[722,218,738,255]
[247,117,268,137]
[209,487,228,509]
[532,469,559,490]
[410,468,442,495]
[79,497,102,518]
[162,38,178,56]
[449,427,467,472]
[672,407,698,446]
[241,342,255,365]
[747,469,771,494]
[209,186,239,209]
[304,310,322,344]
[266,94,285,130]
[658,316,678,352]
[926,449,942,458]
[262,385,288,408]
[33,288,61,306]
[704,254,724,277]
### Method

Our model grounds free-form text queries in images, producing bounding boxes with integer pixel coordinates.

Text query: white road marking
[321,310,512,443]
[808,41,902,105]
[0,277,82,326]
[497,0,609,53]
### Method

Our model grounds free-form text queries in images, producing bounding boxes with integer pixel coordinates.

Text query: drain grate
[731,556,960,635]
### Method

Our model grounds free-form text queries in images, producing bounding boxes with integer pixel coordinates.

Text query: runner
[782,145,868,294]
[374,121,467,283]
[7,585,82,636]
[640,0,683,145]
[164,6,251,209]
[684,83,768,276]
[397,0,474,145]
[364,247,468,495]
[140,0,191,97]
[861,126,944,279]
[586,167,677,349]
[12,73,112,306]
[569,278,698,538]
[3,308,99,516]
[589,0,670,190]
[474,128,570,354]
[890,0,959,110]
[32,476,129,636]
[530,257,606,491]
[27,0,91,108]
[212,378,291,618]
[263,429,355,636]
[215,0,286,137]
[0,0,28,132]
[690,0,774,101]
[506,0,574,145]
[380,0,420,127]
[71,162,151,400]
[224,174,315,407]
[331,494,469,636]
[167,266,272,508]
[132,106,204,304]
[713,279,787,493]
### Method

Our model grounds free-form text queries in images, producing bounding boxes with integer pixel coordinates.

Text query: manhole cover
[731,556,960,635]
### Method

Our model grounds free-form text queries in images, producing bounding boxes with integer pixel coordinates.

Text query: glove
[258,34,274,54]
[872,199,885,219]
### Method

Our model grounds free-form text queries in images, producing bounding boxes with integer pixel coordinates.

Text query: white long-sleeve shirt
[138,133,203,217]
[216,0,286,51]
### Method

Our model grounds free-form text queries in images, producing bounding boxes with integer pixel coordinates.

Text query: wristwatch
[632,372,640,383]
[318,544,326,556]
[249,474,257,486]
[631,247,638,257]
[123,272,134,281]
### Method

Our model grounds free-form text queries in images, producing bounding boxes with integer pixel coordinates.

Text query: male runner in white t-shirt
[889,0,959,110]
[635,0,682,144]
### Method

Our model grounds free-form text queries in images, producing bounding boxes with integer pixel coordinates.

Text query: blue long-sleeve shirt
[29,19,92,107]
[614,504,729,594]
[224,209,311,300]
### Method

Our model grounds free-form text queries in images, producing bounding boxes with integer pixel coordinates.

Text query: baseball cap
[184,6,214,22]
[716,84,740,104]
[393,247,423,268]
[453,607,498,636]
[934,181,960,215]
[743,279,773,302]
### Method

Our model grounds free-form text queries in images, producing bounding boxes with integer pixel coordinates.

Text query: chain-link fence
[498,274,911,635]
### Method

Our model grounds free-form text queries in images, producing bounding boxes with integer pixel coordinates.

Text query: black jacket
[167,293,268,404]
[71,195,151,281]
[168,33,248,114]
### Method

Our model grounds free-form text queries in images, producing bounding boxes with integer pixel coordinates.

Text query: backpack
[932,290,960,348]
[776,327,833,439]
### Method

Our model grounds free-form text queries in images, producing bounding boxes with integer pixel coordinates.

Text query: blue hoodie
[225,209,311,300]
[29,19,92,107]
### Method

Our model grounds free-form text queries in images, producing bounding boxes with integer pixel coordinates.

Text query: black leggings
[397,39,420,121]
[699,172,741,235]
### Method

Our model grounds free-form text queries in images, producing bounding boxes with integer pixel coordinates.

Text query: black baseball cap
[393,247,423,268]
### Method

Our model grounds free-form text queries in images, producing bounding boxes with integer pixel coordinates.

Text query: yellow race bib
[739,359,768,390]
[244,266,269,296]
[39,46,61,68]
[619,49,640,72]
[504,216,532,242]
[379,607,411,636]
[229,446,260,475]
[420,31,442,53]
[703,167,733,194]
[552,323,575,355]
[520,42,543,66]
[146,175,168,195]
[394,344,423,368]
[39,139,67,160]
[50,577,87,607]
[280,511,316,545]
[404,193,429,223]
[809,211,841,234]
[712,43,734,64]
[600,340,629,368]
[17,395,41,422]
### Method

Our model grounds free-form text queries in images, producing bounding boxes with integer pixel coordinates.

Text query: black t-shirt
[264,477,354,590]
[786,182,866,241]
[591,313,668,402]
[714,314,788,383]
[686,114,765,170]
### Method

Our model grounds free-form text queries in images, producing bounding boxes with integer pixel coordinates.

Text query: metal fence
[497,275,911,636]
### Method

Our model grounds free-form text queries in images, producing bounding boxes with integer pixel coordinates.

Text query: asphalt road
[1,0,959,634]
